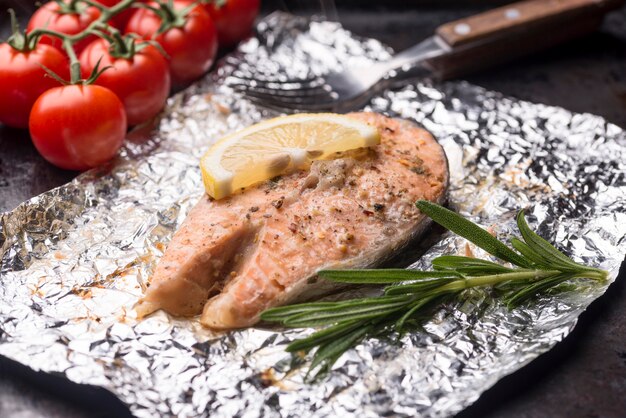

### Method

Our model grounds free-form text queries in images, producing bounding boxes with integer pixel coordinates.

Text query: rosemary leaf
[260,301,342,322]
[416,200,532,268]
[319,269,459,284]
[282,296,412,327]
[510,237,553,269]
[307,325,372,380]
[515,210,594,272]
[432,255,514,274]
[395,294,444,332]
[286,320,366,353]
[504,271,575,307]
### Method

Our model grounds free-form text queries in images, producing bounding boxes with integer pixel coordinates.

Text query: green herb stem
[261,202,609,380]
[441,269,561,292]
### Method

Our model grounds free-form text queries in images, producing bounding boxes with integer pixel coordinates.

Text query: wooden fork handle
[429,0,624,79]
[436,0,622,47]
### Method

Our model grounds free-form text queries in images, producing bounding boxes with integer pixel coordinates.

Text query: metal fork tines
[226,75,340,112]
[225,37,447,113]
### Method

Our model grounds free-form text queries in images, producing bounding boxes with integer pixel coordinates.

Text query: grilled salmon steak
[136,112,449,329]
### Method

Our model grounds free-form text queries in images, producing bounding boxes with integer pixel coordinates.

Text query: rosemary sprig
[260,201,609,380]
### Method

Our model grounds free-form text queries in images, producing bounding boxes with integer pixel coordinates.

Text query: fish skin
[136,112,449,329]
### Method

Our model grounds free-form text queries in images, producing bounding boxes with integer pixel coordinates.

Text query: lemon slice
[200,113,380,199]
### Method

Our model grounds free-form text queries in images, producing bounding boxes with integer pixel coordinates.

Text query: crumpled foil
[1,12,625,418]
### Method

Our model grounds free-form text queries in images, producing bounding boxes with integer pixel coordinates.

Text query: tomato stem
[158,0,179,22]
[64,37,82,83]
[138,0,206,33]
[9,8,19,36]
[68,0,81,11]
[107,28,135,58]
[79,0,137,39]
[78,0,108,11]
[7,9,39,52]
[181,0,208,16]
[145,1,184,32]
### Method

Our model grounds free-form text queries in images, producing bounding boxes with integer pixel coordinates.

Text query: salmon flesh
[136,112,449,329]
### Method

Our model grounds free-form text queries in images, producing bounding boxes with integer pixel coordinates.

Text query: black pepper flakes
[373,203,385,212]
[410,166,426,175]
[271,198,284,209]
[266,176,282,190]
[249,206,259,212]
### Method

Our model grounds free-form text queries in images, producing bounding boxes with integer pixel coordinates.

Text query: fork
[227,0,624,113]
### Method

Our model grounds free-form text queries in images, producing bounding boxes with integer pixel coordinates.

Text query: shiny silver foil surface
[1,12,625,418]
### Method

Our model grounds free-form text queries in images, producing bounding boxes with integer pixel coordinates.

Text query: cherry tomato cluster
[0,0,260,171]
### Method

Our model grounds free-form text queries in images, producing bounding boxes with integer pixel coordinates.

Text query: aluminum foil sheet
[1,12,625,418]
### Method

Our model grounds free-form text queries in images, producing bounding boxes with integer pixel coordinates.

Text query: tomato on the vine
[29,85,127,171]
[80,38,170,126]
[27,1,102,54]
[0,43,69,129]
[125,1,218,85]
[205,0,260,47]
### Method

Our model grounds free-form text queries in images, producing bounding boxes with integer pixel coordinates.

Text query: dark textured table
[1,1,625,417]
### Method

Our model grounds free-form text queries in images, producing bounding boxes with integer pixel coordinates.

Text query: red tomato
[29,85,127,170]
[205,0,259,47]
[79,38,170,126]
[27,1,101,54]
[126,1,218,85]
[95,0,146,30]
[0,43,69,129]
